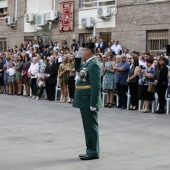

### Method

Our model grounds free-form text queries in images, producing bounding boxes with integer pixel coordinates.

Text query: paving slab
[0,94,170,170]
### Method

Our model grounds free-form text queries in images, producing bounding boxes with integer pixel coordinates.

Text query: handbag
[147,80,157,93]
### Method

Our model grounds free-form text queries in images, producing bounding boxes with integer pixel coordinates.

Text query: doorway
[100,32,111,44]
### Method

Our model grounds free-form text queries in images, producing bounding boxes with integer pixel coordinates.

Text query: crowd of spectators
[0,37,170,114]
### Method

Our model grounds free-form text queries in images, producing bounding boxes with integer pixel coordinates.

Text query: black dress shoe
[115,105,122,108]
[155,110,165,114]
[79,154,99,160]
[79,154,87,158]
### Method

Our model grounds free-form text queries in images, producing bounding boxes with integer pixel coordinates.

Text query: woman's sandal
[104,103,109,107]
[107,103,113,108]
[131,106,137,110]
[142,110,149,113]
[129,106,133,110]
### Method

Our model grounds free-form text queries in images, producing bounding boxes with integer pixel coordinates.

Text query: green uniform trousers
[80,108,100,157]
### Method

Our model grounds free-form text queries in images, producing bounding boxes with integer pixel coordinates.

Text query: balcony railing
[79,0,115,8]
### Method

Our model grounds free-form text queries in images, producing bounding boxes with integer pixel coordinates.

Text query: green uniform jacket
[73,57,102,109]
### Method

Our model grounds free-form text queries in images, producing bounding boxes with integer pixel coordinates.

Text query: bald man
[45,55,58,101]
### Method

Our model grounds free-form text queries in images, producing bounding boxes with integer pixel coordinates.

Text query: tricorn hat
[82,42,95,49]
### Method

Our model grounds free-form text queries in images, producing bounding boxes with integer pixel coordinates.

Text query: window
[80,0,115,8]
[0,39,7,52]
[147,30,169,54]
[0,0,8,17]
[24,36,35,42]
[37,36,52,42]
[79,34,93,45]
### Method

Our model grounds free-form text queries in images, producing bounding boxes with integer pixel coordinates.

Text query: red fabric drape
[59,1,74,32]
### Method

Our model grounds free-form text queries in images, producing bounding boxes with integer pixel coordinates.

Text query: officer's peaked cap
[82,42,95,49]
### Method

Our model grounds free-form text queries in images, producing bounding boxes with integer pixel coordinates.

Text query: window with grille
[146,30,169,54]
[79,34,93,45]
[79,0,115,8]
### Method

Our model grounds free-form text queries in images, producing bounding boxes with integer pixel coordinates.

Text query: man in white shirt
[111,40,123,55]
[93,38,98,48]
[28,57,39,97]
[124,49,131,58]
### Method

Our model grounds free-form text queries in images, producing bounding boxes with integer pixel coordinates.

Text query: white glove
[90,106,96,111]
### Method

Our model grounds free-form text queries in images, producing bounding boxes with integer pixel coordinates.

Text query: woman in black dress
[127,56,140,110]
[0,58,4,93]
[155,57,168,114]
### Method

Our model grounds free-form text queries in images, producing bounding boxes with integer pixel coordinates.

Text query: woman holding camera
[127,56,139,110]
[138,58,155,113]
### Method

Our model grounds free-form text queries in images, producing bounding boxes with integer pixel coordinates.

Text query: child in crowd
[6,63,16,95]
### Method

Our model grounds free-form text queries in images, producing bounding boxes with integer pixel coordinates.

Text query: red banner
[59,1,74,32]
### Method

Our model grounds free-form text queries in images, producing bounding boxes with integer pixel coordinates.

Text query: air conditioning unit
[97,6,111,18]
[35,13,48,26]
[81,17,94,28]
[45,10,58,21]
[25,13,35,23]
[4,16,15,26]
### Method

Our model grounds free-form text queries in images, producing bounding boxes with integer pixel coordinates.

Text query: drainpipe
[93,23,96,37]
[53,0,56,10]
[114,0,118,15]
[14,0,18,23]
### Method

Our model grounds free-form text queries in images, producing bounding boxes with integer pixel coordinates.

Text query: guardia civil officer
[73,42,102,160]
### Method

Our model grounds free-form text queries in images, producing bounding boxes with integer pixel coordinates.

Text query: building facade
[0,0,170,54]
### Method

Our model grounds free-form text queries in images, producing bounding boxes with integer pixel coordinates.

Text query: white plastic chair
[55,78,61,101]
[126,88,131,110]
[165,89,170,115]
[30,87,32,97]
[138,100,155,113]
[102,91,119,107]
[154,93,159,111]
[102,91,107,107]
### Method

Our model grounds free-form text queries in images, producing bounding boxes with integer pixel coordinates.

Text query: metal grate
[147,30,169,55]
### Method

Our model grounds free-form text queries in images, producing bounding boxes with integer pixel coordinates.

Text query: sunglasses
[127,58,132,59]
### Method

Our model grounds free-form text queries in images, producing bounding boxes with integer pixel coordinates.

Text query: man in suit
[97,37,107,52]
[73,42,102,160]
[45,55,58,101]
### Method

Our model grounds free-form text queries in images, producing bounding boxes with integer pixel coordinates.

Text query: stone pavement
[0,94,170,170]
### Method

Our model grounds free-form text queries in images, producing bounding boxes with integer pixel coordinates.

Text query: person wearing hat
[73,42,102,160]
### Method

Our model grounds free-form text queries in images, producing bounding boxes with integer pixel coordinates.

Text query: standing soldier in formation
[73,42,102,160]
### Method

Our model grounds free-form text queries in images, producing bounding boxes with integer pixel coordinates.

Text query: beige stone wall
[111,0,170,52]
[0,0,25,49]
[0,0,170,52]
